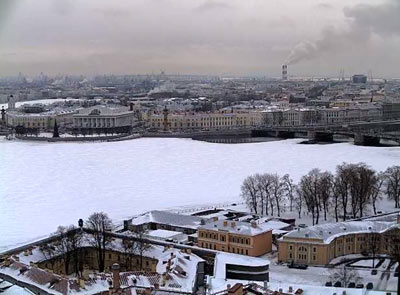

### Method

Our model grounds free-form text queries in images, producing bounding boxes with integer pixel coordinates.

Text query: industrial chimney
[282,65,288,81]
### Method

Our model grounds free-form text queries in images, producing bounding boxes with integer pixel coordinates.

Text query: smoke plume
[285,0,400,65]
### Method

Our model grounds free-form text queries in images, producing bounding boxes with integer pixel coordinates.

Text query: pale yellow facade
[198,227,272,257]
[149,111,263,130]
[278,229,400,266]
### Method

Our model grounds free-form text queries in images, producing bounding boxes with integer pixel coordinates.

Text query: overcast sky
[0,0,399,77]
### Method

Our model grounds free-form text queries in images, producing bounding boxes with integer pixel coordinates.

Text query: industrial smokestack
[282,65,288,81]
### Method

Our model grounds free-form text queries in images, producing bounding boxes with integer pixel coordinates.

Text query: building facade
[72,105,135,131]
[198,220,272,257]
[149,111,264,131]
[278,219,400,265]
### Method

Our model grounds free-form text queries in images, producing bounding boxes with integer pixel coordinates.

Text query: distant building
[198,220,272,256]
[72,105,135,132]
[6,103,75,129]
[149,111,263,131]
[352,74,367,84]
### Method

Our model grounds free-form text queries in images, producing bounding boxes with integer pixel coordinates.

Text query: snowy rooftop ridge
[129,210,208,230]
[199,220,272,236]
[283,220,399,244]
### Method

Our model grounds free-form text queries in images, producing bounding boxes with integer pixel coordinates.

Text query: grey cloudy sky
[0,0,399,77]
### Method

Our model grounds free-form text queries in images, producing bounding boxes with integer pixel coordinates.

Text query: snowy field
[0,137,399,251]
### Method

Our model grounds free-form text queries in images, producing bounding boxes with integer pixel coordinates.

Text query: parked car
[325,282,332,287]
[348,282,355,288]
[371,269,378,275]
[287,261,308,270]
[334,282,342,287]
[356,283,364,289]
[366,282,373,290]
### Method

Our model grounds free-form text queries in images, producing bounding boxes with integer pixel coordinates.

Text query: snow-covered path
[1,137,399,251]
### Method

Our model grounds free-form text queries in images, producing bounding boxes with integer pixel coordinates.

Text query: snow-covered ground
[0,98,81,109]
[1,138,399,251]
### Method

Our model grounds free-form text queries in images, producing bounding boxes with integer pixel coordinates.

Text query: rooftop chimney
[282,65,288,81]
[112,263,120,291]
[228,283,243,295]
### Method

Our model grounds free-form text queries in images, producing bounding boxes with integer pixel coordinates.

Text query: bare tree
[348,163,377,218]
[270,174,285,217]
[282,174,295,212]
[255,173,267,215]
[299,169,321,225]
[122,239,137,270]
[39,243,56,270]
[294,186,303,219]
[52,225,82,275]
[133,228,151,270]
[385,166,400,208]
[335,163,353,221]
[371,172,385,215]
[329,264,362,288]
[85,212,113,272]
[318,171,334,221]
[241,175,259,214]
[365,232,381,268]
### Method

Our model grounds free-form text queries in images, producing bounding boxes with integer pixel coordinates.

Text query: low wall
[15,134,130,142]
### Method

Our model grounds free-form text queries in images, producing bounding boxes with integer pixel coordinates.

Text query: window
[313,247,316,253]
[313,255,316,261]
[289,245,293,250]
[109,253,112,259]
[246,250,248,255]
[289,253,292,259]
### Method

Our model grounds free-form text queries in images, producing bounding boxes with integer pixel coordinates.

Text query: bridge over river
[253,119,400,146]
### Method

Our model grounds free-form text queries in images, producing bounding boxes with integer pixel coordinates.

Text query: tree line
[40,212,149,276]
[241,164,400,225]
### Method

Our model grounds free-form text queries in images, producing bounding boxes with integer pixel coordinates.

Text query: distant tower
[7,95,15,109]
[282,65,288,81]
[163,107,169,131]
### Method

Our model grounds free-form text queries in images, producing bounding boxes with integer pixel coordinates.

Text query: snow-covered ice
[0,137,399,251]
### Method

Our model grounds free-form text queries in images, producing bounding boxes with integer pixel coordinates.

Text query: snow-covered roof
[283,221,399,244]
[214,252,270,279]
[129,210,207,230]
[146,230,186,240]
[2,241,204,295]
[74,105,132,116]
[199,220,272,236]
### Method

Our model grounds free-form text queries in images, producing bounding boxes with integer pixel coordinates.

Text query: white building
[72,105,135,130]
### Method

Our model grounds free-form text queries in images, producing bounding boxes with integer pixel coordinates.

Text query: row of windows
[200,242,250,255]
[288,245,317,253]
[288,253,317,261]
[199,231,250,245]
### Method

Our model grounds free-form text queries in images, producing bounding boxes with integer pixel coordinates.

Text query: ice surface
[1,138,399,251]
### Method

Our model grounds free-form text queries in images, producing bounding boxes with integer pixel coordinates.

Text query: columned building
[72,105,135,132]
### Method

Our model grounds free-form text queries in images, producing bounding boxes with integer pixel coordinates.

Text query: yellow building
[198,220,272,257]
[278,219,400,265]
[149,111,264,131]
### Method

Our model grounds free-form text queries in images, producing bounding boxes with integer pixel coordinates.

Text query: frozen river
[1,137,399,251]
